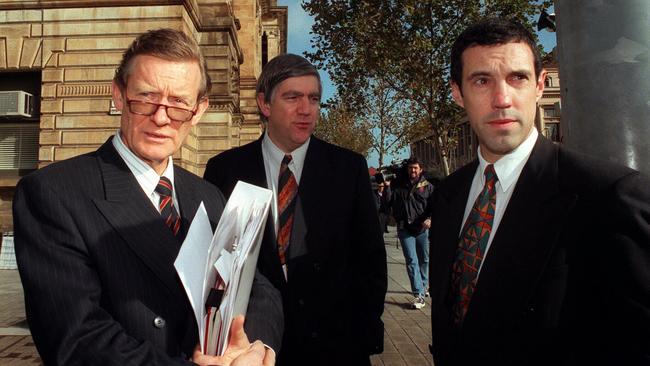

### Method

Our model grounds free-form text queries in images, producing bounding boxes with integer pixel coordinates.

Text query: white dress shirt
[460,128,538,275]
[112,131,179,215]
[261,132,310,279]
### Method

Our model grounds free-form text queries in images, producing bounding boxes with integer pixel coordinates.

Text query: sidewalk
[0,227,433,365]
[371,227,433,366]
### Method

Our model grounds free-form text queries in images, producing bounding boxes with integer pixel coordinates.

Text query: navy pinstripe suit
[13,138,282,365]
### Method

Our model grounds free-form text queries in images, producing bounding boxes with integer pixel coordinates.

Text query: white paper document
[174,181,273,356]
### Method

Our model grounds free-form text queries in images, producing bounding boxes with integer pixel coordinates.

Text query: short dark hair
[406,157,422,167]
[450,17,542,88]
[114,28,211,101]
[256,53,322,122]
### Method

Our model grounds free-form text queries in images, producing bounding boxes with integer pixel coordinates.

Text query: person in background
[390,157,434,309]
[374,180,391,234]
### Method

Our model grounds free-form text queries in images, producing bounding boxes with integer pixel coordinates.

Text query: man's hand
[422,218,431,229]
[191,315,275,366]
[231,341,275,366]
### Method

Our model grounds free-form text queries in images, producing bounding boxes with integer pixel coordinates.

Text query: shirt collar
[112,130,175,196]
[262,131,310,177]
[477,128,538,193]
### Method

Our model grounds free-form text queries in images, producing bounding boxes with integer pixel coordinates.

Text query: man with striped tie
[13,29,281,366]
[204,54,388,365]
[428,17,650,365]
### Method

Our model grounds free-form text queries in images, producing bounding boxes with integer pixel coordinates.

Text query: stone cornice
[0,0,243,63]
[0,0,184,10]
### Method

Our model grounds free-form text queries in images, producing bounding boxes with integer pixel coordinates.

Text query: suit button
[153,316,166,329]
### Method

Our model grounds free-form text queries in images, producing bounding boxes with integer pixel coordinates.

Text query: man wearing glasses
[13,29,280,366]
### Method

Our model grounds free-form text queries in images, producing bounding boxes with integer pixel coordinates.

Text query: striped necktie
[156,176,181,236]
[450,164,498,324]
[277,155,298,266]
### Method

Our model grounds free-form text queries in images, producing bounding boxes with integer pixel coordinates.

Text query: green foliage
[303,0,552,175]
[314,103,373,157]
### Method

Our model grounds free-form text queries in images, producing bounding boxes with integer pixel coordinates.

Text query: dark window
[545,122,561,142]
[543,107,556,118]
[262,32,269,66]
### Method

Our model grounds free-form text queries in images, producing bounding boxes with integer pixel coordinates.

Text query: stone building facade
[0,0,287,234]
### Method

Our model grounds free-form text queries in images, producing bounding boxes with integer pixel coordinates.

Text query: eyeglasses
[126,99,198,122]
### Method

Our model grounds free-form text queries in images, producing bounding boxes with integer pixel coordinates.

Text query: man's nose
[297,97,311,114]
[151,104,171,125]
[492,81,512,109]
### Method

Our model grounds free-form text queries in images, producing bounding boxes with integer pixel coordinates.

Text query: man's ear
[111,81,125,110]
[451,81,465,108]
[536,69,548,102]
[256,93,271,118]
[190,97,210,126]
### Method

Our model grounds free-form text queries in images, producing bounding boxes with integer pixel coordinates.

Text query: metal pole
[555,0,650,173]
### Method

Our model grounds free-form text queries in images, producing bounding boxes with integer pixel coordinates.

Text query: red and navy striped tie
[277,155,298,266]
[156,176,181,236]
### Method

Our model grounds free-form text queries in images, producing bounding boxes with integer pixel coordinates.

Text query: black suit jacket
[13,138,282,366]
[429,136,650,365]
[204,136,387,365]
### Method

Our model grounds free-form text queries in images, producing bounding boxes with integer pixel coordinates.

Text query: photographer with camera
[390,157,434,309]
[373,176,392,234]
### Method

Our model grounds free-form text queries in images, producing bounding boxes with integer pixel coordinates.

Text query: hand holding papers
[175,181,273,356]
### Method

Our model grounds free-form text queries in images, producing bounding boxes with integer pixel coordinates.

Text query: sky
[276,0,556,167]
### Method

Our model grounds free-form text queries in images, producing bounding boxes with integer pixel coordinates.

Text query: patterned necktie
[277,155,298,265]
[155,176,181,236]
[450,164,498,324]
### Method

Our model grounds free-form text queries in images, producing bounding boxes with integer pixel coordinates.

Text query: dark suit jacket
[429,136,650,366]
[13,138,282,366]
[204,136,387,365]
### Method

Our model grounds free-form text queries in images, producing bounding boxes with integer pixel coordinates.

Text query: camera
[372,170,397,185]
[370,160,408,189]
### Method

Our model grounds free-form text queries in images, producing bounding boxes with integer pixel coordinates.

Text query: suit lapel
[244,138,269,189]
[92,140,186,298]
[174,168,203,240]
[464,137,577,329]
[295,137,330,261]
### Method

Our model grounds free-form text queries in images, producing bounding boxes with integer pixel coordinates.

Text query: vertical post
[555,0,650,173]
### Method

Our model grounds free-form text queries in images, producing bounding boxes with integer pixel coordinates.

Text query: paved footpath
[0,227,433,365]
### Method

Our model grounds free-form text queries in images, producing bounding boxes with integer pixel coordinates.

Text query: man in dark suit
[429,18,650,365]
[204,54,387,365]
[13,29,280,366]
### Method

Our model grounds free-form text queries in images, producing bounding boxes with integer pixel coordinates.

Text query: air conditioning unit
[0,90,34,118]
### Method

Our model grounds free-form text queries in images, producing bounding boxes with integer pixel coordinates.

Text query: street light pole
[555,0,650,173]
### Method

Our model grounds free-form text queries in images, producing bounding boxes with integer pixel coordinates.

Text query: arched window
[544,77,552,87]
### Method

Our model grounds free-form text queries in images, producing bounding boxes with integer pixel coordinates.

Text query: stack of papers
[175,181,273,355]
